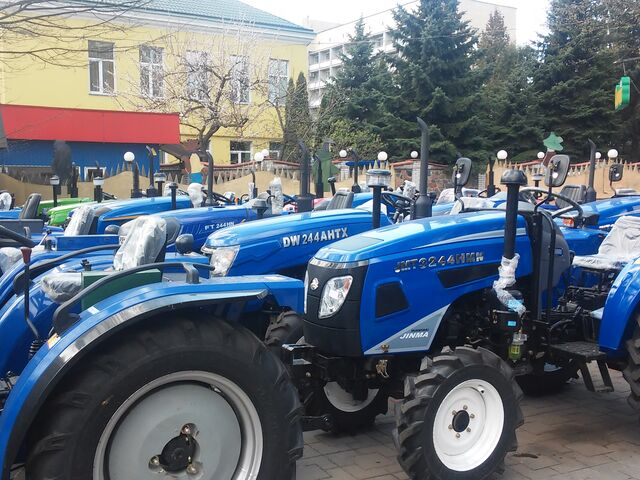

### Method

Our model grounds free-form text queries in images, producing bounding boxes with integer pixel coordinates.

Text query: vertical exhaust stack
[205,151,214,206]
[131,162,142,198]
[145,146,157,197]
[413,117,432,219]
[297,141,314,213]
[586,139,597,203]
[501,170,528,260]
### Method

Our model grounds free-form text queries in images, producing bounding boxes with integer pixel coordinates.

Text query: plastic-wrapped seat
[450,197,496,215]
[42,216,168,303]
[572,216,640,271]
[187,183,204,208]
[0,192,12,211]
[64,205,95,236]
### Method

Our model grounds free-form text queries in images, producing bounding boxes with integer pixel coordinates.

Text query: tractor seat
[0,247,23,275]
[573,216,640,271]
[326,190,354,210]
[557,185,587,209]
[187,183,205,208]
[19,193,41,220]
[0,192,12,211]
[42,216,168,303]
[450,197,496,215]
[64,205,96,236]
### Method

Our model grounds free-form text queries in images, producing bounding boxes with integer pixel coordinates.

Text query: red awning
[0,104,180,144]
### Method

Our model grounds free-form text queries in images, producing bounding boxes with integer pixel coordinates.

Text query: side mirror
[545,154,570,188]
[609,163,623,183]
[453,158,472,187]
[175,234,195,255]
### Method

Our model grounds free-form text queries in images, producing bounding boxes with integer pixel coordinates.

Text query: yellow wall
[0,16,310,164]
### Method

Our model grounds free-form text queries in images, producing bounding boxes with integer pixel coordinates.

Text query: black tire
[395,346,523,480]
[516,362,578,396]
[26,316,303,480]
[623,326,640,411]
[265,311,388,433]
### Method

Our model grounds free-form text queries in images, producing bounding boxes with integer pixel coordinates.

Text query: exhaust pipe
[586,139,597,203]
[413,117,432,219]
[297,141,314,213]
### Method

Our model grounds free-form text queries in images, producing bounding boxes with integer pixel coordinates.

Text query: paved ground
[299,369,640,480]
[10,370,640,480]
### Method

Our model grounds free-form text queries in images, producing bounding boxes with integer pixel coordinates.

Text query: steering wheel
[207,191,235,206]
[283,194,296,207]
[477,187,502,198]
[520,187,584,222]
[0,225,36,248]
[381,191,413,220]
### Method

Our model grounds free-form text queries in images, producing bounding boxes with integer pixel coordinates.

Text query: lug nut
[456,433,461,438]
[149,456,160,467]
[470,413,475,419]
[463,405,468,410]
[466,428,471,432]
[452,410,457,415]
[186,464,198,475]
[448,424,453,430]
[181,424,192,436]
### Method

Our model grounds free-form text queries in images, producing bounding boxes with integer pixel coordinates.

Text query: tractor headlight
[319,275,353,319]
[209,245,239,276]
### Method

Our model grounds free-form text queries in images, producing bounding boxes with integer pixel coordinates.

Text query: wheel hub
[451,410,470,433]
[157,432,197,473]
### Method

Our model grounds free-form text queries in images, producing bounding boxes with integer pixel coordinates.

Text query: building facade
[307,0,517,109]
[0,0,314,175]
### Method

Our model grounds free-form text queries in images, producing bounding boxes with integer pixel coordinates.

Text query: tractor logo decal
[394,252,484,273]
[399,329,430,340]
[282,227,348,248]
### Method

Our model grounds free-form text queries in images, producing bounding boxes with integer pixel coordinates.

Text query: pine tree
[383,0,482,164]
[293,72,313,146]
[478,10,511,86]
[533,0,618,157]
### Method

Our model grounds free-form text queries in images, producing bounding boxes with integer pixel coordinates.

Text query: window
[186,50,209,101]
[88,41,114,94]
[309,52,319,65]
[309,71,319,83]
[320,50,330,62]
[140,45,163,97]
[230,55,250,104]
[372,34,384,49]
[331,46,343,59]
[269,142,283,160]
[230,141,252,164]
[319,68,330,82]
[268,59,288,103]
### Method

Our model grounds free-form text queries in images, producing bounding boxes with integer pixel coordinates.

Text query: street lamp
[261,148,269,159]
[537,152,545,160]
[377,151,388,167]
[146,146,157,197]
[608,149,619,161]
[497,150,508,161]
[367,169,391,229]
[154,172,166,194]
[410,151,419,159]
[339,150,348,159]
[596,152,602,160]
[339,149,362,193]
[93,176,105,203]
[124,151,135,170]
[49,175,60,207]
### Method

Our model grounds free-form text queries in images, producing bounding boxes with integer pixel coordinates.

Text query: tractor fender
[598,259,640,355]
[0,275,302,479]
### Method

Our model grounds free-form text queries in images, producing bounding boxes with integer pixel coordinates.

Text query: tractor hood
[94,196,193,232]
[204,208,391,277]
[315,210,527,264]
[581,195,640,226]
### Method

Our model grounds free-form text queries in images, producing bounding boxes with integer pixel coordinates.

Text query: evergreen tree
[280,78,297,161]
[533,0,618,157]
[382,0,481,164]
[478,10,511,86]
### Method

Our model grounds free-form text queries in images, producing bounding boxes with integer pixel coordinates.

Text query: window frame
[268,58,289,104]
[139,45,164,98]
[88,40,116,96]
[230,55,250,105]
[230,140,252,164]
[185,50,210,101]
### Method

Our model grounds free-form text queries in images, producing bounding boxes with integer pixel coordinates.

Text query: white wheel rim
[432,379,504,472]
[323,382,379,413]
[93,371,263,480]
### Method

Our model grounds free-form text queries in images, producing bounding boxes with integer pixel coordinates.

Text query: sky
[242,0,551,45]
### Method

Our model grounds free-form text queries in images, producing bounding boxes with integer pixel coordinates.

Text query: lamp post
[261,148,269,160]
[49,175,60,207]
[154,172,166,194]
[69,163,79,198]
[93,176,104,203]
[146,146,157,197]
[367,169,392,229]
[608,149,619,162]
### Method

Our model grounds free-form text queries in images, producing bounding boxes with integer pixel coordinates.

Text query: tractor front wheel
[395,346,523,480]
[623,326,640,410]
[265,311,389,433]
[27,316,302,480]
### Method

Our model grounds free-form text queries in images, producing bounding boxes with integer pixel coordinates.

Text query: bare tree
[0,0,152,66]
[125,26,277,154]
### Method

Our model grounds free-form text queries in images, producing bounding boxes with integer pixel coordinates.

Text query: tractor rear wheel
[265,311,389,433]
[395,346,523,480]
[27,316,302,480]
[623,326,640,410]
